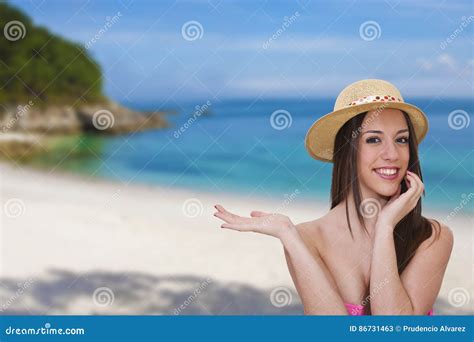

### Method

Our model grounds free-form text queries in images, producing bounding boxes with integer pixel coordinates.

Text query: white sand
[0,162,472,314]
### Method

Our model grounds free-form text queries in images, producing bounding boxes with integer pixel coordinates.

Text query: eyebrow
[362,129,409,135]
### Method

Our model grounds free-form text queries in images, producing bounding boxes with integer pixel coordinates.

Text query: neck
[344,189,389,237]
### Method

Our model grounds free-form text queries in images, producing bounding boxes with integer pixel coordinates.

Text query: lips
[373,167,400,181]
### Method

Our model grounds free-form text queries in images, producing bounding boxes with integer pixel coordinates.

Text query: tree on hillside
[0,2,103,105]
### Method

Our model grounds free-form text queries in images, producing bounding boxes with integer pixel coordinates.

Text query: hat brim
[305,102,429,163]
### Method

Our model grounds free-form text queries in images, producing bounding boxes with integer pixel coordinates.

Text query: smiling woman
[214,79,454,316]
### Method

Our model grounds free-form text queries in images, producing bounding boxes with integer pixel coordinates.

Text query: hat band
[348,95,402,106]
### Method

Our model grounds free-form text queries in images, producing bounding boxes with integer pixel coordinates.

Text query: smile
[373,167,400,180]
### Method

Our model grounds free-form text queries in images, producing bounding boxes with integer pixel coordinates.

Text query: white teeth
[375,168,398,176]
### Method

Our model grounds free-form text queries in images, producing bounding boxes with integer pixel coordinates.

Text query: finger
[215,204,238,217]
[215,211,249,224]
[405,173,423,207]
[215,204,229,214]
[410,171,425,197]
[250,210,271,217]
[407,171,423,198]
[214,205,247,222]
[405,173,419,194]
[221,223,255,232]
[214,211,233,223]
[398,174,416,204]
[407,170,421,182]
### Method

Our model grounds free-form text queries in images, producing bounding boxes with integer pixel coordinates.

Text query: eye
[396,136,409,144]
[365,136,381,144]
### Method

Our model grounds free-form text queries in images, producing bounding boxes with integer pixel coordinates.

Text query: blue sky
[9,0,473,107]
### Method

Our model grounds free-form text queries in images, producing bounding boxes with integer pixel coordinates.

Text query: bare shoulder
[293,216,326,254]
[294,210,338,253]
[295,218,321,242]
[419,218,454,254]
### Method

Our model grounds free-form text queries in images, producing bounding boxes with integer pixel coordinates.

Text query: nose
[380,140,399,161]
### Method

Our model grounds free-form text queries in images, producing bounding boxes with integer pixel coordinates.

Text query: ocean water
[30,98,473,214]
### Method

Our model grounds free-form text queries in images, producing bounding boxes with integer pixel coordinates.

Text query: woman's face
[357,109,410,199]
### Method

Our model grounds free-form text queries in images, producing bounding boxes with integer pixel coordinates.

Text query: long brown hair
[330,111,440,275]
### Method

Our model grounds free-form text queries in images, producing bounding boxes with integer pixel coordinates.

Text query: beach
[0,162,471,315]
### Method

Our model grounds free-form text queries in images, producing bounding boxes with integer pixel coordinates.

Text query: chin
[370,183,400,198]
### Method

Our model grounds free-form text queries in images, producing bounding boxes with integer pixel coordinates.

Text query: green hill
[0,2,103,105]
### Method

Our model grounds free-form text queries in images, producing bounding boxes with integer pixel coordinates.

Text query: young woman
[214,79,453,315]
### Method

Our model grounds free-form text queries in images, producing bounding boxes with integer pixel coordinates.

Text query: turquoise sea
[30,97,473,213]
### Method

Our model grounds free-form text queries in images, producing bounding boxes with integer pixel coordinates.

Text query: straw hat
[305,79,429,162]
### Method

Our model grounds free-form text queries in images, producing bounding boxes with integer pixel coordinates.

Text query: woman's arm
[213,205,347,315]
[281,224,348,315]
[369,172,454,315]
[369,222,453,315]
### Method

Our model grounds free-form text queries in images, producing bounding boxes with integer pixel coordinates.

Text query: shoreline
[0,162,471,315]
